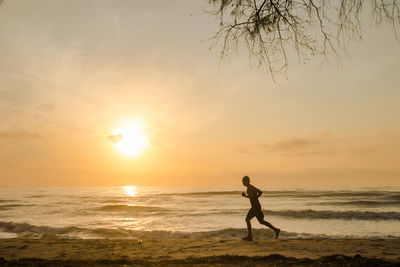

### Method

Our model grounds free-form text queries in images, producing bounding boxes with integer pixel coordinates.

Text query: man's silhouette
[241,176,280,241]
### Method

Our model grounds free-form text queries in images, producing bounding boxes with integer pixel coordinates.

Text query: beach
[1,186,399,265]
[0,238,399,266]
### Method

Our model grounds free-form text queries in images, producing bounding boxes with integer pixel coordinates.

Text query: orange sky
[0,1,399,186]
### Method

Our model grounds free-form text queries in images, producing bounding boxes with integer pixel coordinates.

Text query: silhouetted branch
[209,0,400,79]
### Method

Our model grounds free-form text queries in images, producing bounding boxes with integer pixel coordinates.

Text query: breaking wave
[264,209,400,220]
[94,205,400,220]
[1,221,397,240]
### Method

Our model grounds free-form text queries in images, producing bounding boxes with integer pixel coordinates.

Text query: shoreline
[1,238,399,266]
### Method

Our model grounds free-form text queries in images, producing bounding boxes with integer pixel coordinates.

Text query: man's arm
[242,192,249,198]
[255,187,262,198]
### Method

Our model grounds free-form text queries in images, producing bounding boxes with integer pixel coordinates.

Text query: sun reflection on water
[124,186,137,197]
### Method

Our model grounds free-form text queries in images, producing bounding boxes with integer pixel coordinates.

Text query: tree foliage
[208,0,400,78]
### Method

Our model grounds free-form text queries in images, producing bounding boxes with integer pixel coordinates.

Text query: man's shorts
[246,207,264,222]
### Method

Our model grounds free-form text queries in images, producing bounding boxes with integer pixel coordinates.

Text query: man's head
[242,176,250,186]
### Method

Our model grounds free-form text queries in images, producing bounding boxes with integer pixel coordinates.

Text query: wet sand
[0,238,399,266]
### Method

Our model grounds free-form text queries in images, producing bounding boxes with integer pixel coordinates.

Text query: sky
[0,0,399,187]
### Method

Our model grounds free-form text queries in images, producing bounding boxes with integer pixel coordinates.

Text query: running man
[241,175,280,241]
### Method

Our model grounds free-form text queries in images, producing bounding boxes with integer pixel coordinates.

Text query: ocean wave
[386,194,400,201]
[0,204,34,211]
[316,200,400,207]
[0,200,19,203]
[28,195,48,198]
[160,190,400,199]
[95,205,400,220]
[161,191,243,196]
[100,199,127,204]
[264,209,400,220]
[0,221,398,240]
[79,196,129,204]
[96,205,168,213]
[0,221,84,239]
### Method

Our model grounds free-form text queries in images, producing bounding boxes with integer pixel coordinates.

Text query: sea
[0,186,399,240]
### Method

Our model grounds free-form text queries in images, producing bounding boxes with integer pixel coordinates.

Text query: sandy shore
[0,238,399,266]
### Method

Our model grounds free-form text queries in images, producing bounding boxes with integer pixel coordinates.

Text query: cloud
[348,145,377,155]
[0,131,42,140]
[233,146,252,154]
[234,132,335,156]
[265,138,319,151]
[107,134,123,143]
[280,150,333,157]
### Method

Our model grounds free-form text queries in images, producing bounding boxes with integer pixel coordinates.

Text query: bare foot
[242,236,253,241]
[275,228,280,239]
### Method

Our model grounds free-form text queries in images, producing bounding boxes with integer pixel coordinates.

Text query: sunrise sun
[108,120,150,157]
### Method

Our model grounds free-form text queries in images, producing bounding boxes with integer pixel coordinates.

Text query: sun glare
[124,186,137,197]
[110,120,150,157]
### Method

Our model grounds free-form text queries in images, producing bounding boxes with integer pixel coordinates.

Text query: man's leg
[245,217,252,238]
[243,209,255,241]
[257,213,280,239]
[260,219,276,230]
